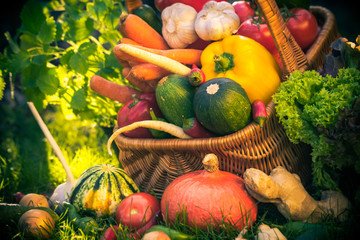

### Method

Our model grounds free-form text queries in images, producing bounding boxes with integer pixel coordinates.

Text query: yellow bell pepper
[200,35,281,104]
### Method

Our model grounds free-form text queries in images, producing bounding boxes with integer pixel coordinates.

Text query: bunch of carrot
[115,13,203,92]
[90,11,203,103]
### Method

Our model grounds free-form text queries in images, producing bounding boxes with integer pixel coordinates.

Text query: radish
[188,64,206,87]
[182,116,215,138]
[252,99,268,128]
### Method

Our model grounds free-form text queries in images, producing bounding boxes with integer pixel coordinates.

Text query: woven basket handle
[255,0,309,77]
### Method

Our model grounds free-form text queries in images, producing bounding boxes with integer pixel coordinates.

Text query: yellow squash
[201,35,281,104]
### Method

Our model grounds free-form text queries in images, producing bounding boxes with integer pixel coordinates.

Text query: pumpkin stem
[202,154,219,173]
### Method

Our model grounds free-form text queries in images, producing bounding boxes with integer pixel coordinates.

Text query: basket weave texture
[115,0,340,198]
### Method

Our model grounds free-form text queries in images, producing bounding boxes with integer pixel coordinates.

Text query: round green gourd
[193,77,252,135]
[155,74,196,126]
[69,164,139,218]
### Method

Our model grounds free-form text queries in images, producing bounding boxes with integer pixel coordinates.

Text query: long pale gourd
[117,43,192,76]
[107,120,192,156]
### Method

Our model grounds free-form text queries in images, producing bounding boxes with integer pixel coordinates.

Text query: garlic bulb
[195,1,240,41]
[161,3,198,49]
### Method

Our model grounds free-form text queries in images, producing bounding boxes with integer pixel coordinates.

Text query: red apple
[100,225,119,240]
[116,192,160,232]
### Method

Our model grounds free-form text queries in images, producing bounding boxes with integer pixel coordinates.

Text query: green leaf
[19,33,41,50]
[99,29,121,46]
[86,1,107,21]
[77,42,97,58]
[9,51,31,74]
[71,88,86,110]
[55,21,64,41]
[64,1,87,20]
[21,64,59,95]
[69,53,88,75]
[36,66,59,95]
[65,17,94,42]
[20,0,46,34]
[37,16,57,44]
[33,55,47,66]
[60,49,75,66]
[4,32,21,54]
[101,52,121,77]
[24,87,46,111]
[21,64,38,88]
[0,53,10,72]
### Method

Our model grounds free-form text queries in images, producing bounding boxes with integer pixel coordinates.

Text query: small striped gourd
[69,164,139,217]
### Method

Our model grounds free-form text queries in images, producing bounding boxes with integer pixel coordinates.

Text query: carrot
[122,67,157,93]
[113,44,203,66]
[125,0,143,14]
[90,75,142,103]
[113,46,145,67]
[107,120,192,155]
[129,63,170,82]
[120,37,141,46]
[118,14,169,50]
[116,44,192,76]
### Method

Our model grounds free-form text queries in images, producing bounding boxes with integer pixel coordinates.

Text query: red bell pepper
[154,0,226,12]
[117,93,163,138]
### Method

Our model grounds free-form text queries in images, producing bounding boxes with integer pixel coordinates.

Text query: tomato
[236,17,277,55]
[115,192,160,231]
[232,1,255,23]
[286,8,318,50]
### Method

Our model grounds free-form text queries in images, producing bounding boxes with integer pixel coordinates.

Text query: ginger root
[243,166,350,223]
[234,224,287,240]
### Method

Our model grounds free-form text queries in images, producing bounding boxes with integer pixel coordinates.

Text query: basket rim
[114,6,337,152]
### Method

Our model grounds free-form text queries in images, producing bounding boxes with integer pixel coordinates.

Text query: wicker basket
[114,0,340,198]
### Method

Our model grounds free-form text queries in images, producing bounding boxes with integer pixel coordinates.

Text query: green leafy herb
[273,68,360,189]
[0,0,128,127]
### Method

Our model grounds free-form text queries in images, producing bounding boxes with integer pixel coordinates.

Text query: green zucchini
[134,4,163,36]
[155,74,196,127]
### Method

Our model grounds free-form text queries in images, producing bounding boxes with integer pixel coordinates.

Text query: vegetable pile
[2,0,359,239]
[102,0,307,143]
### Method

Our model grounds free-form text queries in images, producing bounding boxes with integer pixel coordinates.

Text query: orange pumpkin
[161,153,257,230]
[18,209,55,239]
[19,193,49,208]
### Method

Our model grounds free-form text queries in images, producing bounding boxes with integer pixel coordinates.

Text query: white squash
[195,1,240,41]
[161,3,198,49]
